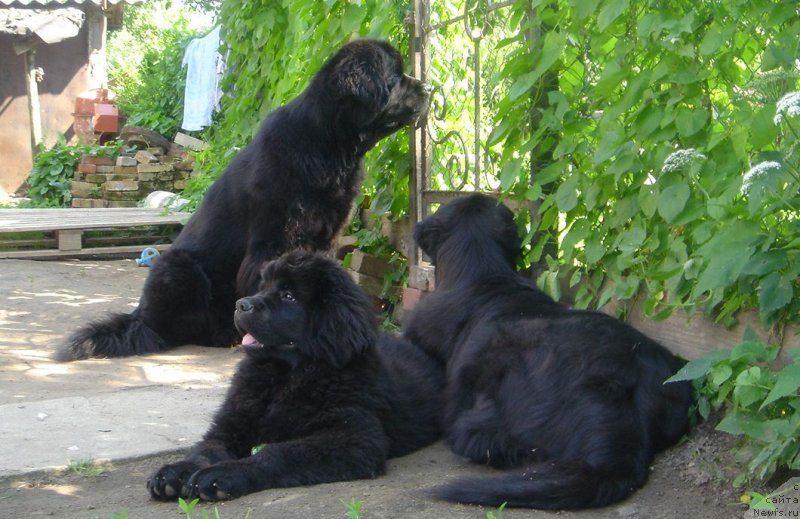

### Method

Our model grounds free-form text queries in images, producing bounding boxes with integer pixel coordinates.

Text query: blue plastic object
[136,247,160,267]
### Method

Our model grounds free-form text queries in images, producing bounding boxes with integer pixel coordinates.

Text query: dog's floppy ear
[494,203,524,267]
[308,260,378,369]
[414,218,443,264]
[332,53,389,112]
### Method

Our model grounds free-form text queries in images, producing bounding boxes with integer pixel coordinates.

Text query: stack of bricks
[70,140,198,208]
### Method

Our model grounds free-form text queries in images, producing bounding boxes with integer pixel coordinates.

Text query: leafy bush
[667,330,800,486]
[488,1,800,329]
[27,138,120,207]
[107,2,206,138]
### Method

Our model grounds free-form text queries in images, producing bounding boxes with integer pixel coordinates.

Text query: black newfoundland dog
[403,194,692,510]
[147,251,442,501]
[57,39,430,361]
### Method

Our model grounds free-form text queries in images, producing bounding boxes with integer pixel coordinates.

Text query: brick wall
[70,144,195,208]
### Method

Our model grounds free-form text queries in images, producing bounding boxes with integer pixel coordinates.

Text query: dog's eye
[279,290,296,302]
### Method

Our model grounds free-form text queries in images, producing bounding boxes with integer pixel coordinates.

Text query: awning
[0,7,84,43]
[0,0,140,6]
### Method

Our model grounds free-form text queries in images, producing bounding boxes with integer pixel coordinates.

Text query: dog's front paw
[183,462,251,501]
[147,461,202,501]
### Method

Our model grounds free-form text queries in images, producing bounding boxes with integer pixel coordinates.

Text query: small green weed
[342,498,363,519]
[486,502,506,519]
[177,497,225,519]
[65,459,106,477]
[666,328,800,486]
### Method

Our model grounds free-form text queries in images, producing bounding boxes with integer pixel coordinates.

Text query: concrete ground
[0,258,746,519]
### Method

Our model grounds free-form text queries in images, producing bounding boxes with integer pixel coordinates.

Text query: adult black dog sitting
[402,193,692,510]
[147,251,443,501]
[56,39,430,361]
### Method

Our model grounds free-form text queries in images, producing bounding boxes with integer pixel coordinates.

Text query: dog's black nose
[236,298,254,313]
[422,83,433,94]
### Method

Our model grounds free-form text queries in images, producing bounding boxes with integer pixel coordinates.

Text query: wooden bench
[0,208,191,259]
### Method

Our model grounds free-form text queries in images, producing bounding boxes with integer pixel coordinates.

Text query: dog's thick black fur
[403,194,693,510]
[147,251,442,501]
[57,39,430,361]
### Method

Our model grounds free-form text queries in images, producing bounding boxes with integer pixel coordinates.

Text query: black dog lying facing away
[57,39,430,361]
[403,194,692,510]
[147,251,442,501]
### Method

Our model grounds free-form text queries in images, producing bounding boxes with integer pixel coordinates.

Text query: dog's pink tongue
[241,333,258,346]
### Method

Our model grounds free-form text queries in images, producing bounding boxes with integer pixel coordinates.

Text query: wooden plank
[0,238,56,248]
[0,208,190,233]
[0,244,172,260]
[603,298,799,363]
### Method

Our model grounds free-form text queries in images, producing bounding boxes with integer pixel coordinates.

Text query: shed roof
[0,7,84,41]
[0,0,140,6]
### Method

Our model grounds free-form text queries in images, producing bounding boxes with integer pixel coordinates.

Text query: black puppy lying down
[147,251,442,501]
[403,194,693,509]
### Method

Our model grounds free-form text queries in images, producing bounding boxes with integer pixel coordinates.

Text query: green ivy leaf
[555,174,579,212]
[597,0,629,31]
[760,364,800,410]
[710,363,733,386]
[749,107,780,149]
[675,106,708,138]
[341,3,365,34]
[759,272,794,315]
[657,183,690,222]
[699,23,727,56]
[693,222,758,294]
[508,32,566,102]
[743,251,788,276]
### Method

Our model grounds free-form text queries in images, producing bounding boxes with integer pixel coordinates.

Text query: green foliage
[27,138,120,207]
[65,458,107,477]
[487,0,800,328]
[107,2,207,138]
[185,1,799,329]
[186,0,410,211]
[342,498,363,519]
[486,502,507,519]
[667,330,800,486]
[177,497,223,519]
[349,221,408,305]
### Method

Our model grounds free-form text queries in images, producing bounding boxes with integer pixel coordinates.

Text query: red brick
[71,198,107,208]
[81,155,114,166]
[402,287,426,311]
[78,163,97,174]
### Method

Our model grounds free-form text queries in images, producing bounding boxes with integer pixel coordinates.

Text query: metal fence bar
[409,0,516,266]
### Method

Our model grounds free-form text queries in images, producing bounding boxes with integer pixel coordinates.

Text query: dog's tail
[54,310,167,361]
[435,459,644,510]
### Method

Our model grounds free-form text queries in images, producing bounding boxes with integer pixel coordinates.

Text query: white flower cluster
[741,161,782,194]
[660,148,707,174]
[774,91,800,125]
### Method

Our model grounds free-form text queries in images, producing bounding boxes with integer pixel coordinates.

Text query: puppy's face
[234,270,309,366]
[234,251,377,369]
[329,39,431,139]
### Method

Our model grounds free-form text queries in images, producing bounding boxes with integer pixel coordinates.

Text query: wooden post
[409,0,431,267]
[24,49,43,161]
[86,4,107,89]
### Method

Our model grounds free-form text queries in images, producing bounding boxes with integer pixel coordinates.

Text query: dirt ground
[0,257,768,519]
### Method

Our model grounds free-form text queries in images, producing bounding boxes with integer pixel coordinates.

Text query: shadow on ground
[0,258,747,519]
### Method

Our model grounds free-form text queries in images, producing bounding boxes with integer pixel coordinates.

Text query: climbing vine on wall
[490,0,800,328]
[190,0,799,328]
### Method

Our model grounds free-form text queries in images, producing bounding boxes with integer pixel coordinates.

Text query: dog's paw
[182,462,251,501]
[147,461,201,501]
